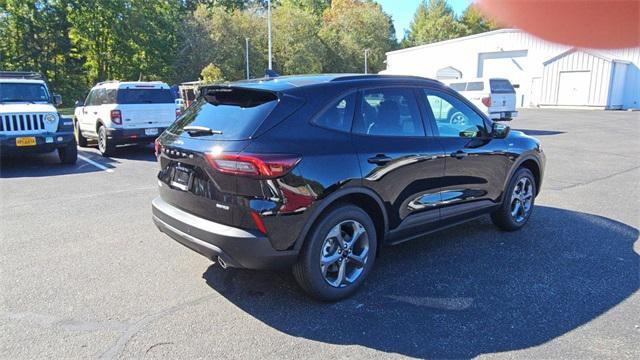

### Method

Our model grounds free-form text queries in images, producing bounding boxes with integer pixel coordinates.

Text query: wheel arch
[505,154,542,197]
[293,187,389,252]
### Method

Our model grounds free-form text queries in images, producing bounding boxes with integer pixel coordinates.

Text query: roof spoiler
[265,69,280,78]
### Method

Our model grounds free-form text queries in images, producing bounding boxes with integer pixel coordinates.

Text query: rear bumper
[489,111,518,120]
[151,196,298,270]
[107,127,166,144]
[0,131,74,155]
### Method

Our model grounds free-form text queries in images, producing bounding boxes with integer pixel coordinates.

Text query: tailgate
[121,104,175,129]
[157,133,251,227]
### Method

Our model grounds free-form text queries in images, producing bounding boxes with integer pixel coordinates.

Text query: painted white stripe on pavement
[78,154,114,173]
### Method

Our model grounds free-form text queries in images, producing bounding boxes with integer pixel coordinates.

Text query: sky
[377,0,474,40]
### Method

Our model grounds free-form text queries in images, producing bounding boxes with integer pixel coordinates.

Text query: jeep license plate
[145,128,158,136]
[16,137,36,147]
[171,167,192,191]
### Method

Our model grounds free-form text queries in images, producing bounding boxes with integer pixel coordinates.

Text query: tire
[74,119,88,147]
[58,138,78,165]
[293,205,377,302]
[97,125,114,157]
[491,168,536,231]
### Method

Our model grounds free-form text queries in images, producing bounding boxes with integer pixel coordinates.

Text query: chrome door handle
[367,154,392,165]
[450,150,468,159]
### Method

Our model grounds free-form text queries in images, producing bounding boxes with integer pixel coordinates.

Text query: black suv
[152,75,545,301]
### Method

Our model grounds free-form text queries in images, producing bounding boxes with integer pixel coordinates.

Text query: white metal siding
[541,51,611,106]
[385,29,640,109]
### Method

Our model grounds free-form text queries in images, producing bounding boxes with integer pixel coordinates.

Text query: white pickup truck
[74,81,178,156]
[447,78,518,121]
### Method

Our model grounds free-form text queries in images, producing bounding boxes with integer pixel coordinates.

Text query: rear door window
[353,88,425,137]
[490,79,515,94]
[116,89,174,104]
[168,87,279,140]
[466,82,484,91]
[312,93,355,132]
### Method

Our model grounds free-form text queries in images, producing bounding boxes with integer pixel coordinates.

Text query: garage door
[557,71,591,105]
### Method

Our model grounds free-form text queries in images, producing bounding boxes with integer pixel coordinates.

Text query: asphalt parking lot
[1,108,638,359]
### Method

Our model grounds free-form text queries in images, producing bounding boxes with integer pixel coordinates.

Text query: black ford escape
[152,75,545,301]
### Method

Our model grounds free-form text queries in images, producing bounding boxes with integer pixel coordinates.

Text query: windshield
[0,83,50,103]
[116,89,174,104]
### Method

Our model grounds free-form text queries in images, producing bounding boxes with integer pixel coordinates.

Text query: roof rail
[331,74,441,84]
[96,80,120,86]
[0,71,45,80]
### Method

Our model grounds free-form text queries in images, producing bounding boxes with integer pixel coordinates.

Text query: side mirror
[74,100,84,108]
[492,122,510,138]
[53,94,62,106]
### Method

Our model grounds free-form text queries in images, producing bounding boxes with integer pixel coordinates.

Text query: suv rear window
[490,79,515,94]
[168,87,278,140]
[116,89,174,104]
[449,83,466,91]
[466,82,484,91]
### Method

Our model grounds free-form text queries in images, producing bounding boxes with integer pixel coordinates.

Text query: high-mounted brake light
[111,110,122,125]
[204,153,301,178]
[482,96,492,107]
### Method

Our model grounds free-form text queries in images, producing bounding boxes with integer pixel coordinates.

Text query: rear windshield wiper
[183,125,223,137]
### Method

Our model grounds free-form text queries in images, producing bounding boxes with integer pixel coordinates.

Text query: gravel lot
[1,109,639,359]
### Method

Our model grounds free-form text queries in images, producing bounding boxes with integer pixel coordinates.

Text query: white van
[447,78,517,121]
[74,81,178,156]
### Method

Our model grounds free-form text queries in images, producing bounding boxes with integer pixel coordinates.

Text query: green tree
[200,63,225,83]
[319,0,396,73]
[0,0,85,105]
[279,0,331,15]
[272,3,325,74]
[402,0,465,47]
[459,4,499,35]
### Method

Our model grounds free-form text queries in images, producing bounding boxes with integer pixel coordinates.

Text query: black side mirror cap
[74,100,84,107]
[492,122,510,138]
[53,94,62,106]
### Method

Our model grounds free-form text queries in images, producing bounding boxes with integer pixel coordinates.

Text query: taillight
[175,108,181,119]
[204,153,301,178]
[110,110,122,125]
[154,138,161,156]
[482,96,492,107]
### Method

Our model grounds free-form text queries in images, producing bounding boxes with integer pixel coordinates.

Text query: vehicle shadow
[0,151,103,178]
[514,129,566,136]
[201,206,638,358]
[79,143,157,162]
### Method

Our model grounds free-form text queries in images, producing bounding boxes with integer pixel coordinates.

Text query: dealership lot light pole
[267,0,273,71]
[245,38,250,80]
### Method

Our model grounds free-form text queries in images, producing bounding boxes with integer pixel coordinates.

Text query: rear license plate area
[171,166,193,191]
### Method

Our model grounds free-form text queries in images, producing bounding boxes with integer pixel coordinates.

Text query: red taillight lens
[482,96,492,107]
[175,108,181,119]
[205,153,301,178]
[154,138,161,156]
[110,110,122,125]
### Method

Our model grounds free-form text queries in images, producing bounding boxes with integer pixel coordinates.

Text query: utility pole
[245,38,250,80]
[267,0,273,70]
[364,49,370,74]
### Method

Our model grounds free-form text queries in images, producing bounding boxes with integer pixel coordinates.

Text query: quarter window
[423,90,487,138]
[313,93,355,132]
[354,88,425,137]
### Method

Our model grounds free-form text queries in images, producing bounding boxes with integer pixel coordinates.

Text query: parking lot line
[78,154,114,173]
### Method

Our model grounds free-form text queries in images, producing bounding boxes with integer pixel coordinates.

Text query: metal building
[382,29,640,110]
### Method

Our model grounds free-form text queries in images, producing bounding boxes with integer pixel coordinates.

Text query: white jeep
[0,71,76,164]
[74,81,178,156]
